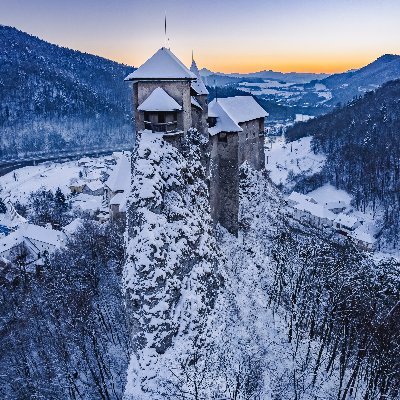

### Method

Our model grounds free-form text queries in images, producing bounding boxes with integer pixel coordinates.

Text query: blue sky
[1,0,400,72]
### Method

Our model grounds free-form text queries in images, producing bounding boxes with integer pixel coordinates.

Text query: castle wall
[210,132,239,235]
[209,117,265,235]
[238,118,265,171]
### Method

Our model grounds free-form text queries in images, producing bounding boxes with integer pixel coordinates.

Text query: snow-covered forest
[0,26,134,157]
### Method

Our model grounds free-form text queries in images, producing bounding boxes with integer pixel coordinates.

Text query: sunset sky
[1,0,400,73]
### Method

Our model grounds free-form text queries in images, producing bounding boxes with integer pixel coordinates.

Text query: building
[208,96,268,233]
[125,47,199,147]
[287,192,336,228]
[334,213,362,235]
[125,47,268,235]
[0,223,64,267]
[104,153,131,219]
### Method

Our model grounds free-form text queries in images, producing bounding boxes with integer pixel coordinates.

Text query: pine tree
[0,197,7,214]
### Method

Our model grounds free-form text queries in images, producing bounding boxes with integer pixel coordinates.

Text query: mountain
[0,25,135,157]
[200,68,330,85]
[307,54,400,106]
[286,79,400,249]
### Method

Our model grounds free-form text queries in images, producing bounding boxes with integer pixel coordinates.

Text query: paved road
[0,144,133,176]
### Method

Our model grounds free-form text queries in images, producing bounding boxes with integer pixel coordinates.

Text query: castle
[125,47,268,234]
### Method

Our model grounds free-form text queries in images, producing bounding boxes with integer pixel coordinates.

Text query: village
[0,151,131,269]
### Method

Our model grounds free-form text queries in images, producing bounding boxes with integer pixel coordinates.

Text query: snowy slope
[265,136,326,190]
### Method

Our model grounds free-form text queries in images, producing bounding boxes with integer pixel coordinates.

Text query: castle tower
[189,56,209,136]
[208,96,268,234]
[125,47,197,144]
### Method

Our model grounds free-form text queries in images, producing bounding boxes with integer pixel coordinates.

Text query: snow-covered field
[0,156,114,217]
[265,136,326,187]
[1,161,81,203]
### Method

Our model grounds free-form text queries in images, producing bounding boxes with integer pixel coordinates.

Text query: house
[287,192,318,208]
[0,223,64,266]
[125,47,198,146]
[289,198,336,228]
[69,178,86,194]
[104,153,131,219]
[334,213,362,235]
[82,180,104,196]
[323,201,347,214]
[349,228,376,251]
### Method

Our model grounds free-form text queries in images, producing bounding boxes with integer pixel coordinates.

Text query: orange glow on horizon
[106,49,380,75]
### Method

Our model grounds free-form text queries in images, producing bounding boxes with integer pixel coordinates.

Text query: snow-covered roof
[350,228,375,244]
[294,200,336,221]
[0,231,23,254]
[138,87,182,112]
[105,154,131,193]
[334,213,359,228]
[190,59,209,95]
[62,218,82,237]
[287,191,317,205]
[125,47,196,81]
[191,96,202,110]
[208,100,242,135]
[208,96,268,135]
[110,192,127,211]
[85,180,104,192]
[22,223,62,247]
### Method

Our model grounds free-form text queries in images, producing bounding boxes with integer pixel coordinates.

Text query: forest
[286,79,400,249]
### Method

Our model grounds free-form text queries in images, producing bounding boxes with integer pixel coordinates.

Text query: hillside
[286,79,400,249]
[0,25,135,157]
[309,54,400,106]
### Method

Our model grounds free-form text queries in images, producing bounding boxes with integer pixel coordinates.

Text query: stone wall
[238,118,265,171]
[209,132,239,235]
[134,80,192,135]
[209,117,265,235]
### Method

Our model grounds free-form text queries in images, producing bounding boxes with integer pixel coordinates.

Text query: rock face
[123,129,222,398]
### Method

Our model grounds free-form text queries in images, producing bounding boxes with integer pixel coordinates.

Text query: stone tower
[125,47,197,145]
[208,96,268,234]
[189,56,209,138]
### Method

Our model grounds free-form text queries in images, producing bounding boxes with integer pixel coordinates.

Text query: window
[144,112,150,122]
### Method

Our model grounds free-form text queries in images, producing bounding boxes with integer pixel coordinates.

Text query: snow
[208,96,268,135]
[62,218,83,237]
[72,193,103,212]
[208,100,242,135]
[334,212,359,229]
[265,136,326,188]
[308,184,352,207]
[295,113,314,122]
[190,96,202,110]
[137,87,182,112]
[287,191,317,205]
[85,180,104,192]
[0,161,81,204]
[105,153,131,193]
[125,47,196,81]
[22,223,63,246]
[190,59,209,95]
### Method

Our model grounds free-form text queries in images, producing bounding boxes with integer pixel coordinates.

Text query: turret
[189,57,209,136]
[125,47,197,144]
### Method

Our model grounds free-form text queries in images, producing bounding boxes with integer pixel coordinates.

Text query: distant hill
[308,54,400,106]
[0,25,135,157]
[200,68,329,85]
[286,79,400,249]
